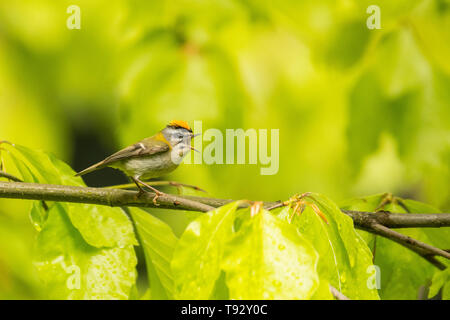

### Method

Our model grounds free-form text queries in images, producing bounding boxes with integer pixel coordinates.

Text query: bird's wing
[75,135,170,176]
[103,136,170,164]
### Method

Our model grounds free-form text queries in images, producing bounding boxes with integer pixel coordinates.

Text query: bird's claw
[133,186,163,206]
[152,191,163,206]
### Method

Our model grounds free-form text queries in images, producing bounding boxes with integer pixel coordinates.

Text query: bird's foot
[151,190,165,206]
[134,178,165,206]
[133,187,164,206]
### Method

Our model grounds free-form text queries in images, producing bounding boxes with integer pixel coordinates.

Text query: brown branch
[343,210,450,228]
[0,181,214,212]
[1,181,450,227]
[0,181,449,270]
[360,222,448,270]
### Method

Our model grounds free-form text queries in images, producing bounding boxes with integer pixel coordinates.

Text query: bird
[75,120,198,204]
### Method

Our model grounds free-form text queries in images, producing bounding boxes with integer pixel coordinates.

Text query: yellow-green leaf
[222,209,320,299]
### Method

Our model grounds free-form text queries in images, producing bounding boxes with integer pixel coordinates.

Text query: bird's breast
[120,152,178,179]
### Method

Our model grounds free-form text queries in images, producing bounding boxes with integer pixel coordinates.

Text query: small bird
[75,120,198,203]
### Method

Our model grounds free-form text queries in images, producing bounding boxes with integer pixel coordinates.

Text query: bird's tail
[75,161,105,176]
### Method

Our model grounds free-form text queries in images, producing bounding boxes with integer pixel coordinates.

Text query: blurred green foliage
[0,0,449,299]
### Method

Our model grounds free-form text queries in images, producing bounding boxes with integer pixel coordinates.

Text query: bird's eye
[178,135,183,140]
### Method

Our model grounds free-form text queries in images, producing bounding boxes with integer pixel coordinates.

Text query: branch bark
[0,181,449,269]
[357,222,449,270]
[0,181,214,212]
[1,181,449,227]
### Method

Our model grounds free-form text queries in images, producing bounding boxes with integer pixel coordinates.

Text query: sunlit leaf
[276,193,379,299]
[171,201,241,299]
[10,144,137,248]
[130,207,178,300]
[29,201,47,232]
[8,144,138,299]
[429,267,450,300]
[65,203,137,248]
[34,203,137,299]
[222,208,319,299]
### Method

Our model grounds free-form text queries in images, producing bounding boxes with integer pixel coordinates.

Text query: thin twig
[371,223,450,260]
[0,170,22,182]
[365,222,449,270]
[103,180,207,193]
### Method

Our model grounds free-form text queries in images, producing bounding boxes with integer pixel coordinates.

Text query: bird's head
[162,120,200,164]
[162,120,194,146]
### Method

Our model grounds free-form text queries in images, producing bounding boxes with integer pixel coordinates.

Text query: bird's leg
[131,177,145,197]
[131,176,165,206]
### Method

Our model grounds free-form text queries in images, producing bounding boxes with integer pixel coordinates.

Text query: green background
[0,0,449,299]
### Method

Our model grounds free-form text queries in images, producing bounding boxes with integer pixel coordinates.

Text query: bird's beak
[192,133,201,138]
[190,145,200,153]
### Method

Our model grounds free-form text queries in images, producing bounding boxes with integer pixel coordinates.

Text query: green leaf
[339,193,386,212]
[340,194,449,299]
[129,207,178,299]
[13,144,82,186]
[209,271,229,300]
[8,151,48,231]
[30,201,47,232]
[171,201,241,299]
[429,268,450,299]
[222,209,320,299]
[277,193,380,299]
[65,203,137,248]
[8,144,139,299]
[8,151,40,183]
[310,279,334,300]
[10,144,137,248]
[34,203,137,299]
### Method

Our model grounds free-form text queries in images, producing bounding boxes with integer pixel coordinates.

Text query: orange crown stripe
[168,120,192,131]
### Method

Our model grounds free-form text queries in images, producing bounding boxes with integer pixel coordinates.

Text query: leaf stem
[0,170,22,182]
